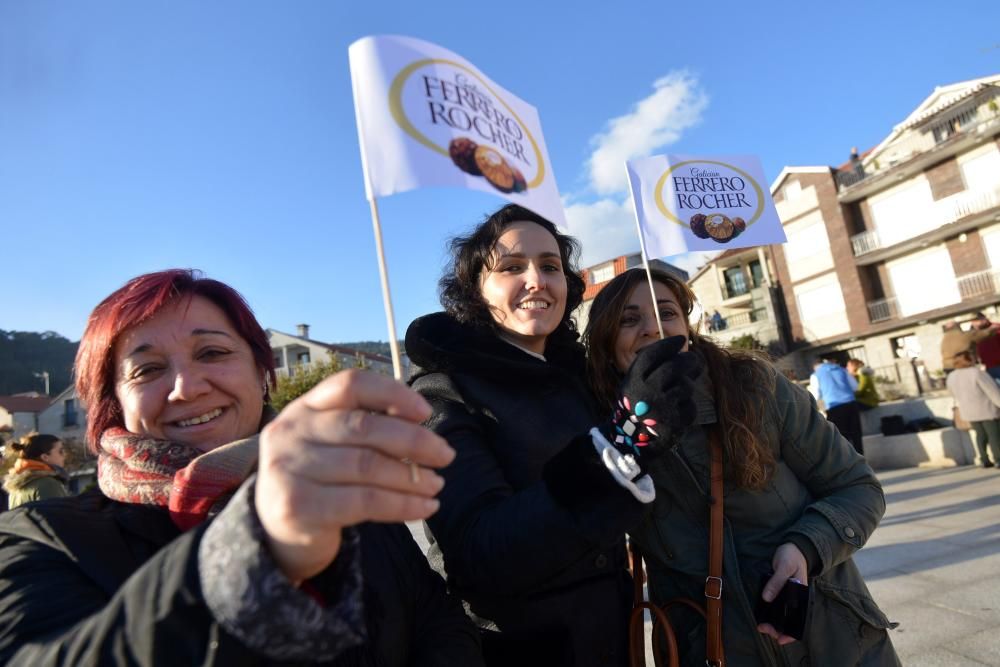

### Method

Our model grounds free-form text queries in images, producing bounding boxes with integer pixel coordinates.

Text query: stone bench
[862,427,977,471]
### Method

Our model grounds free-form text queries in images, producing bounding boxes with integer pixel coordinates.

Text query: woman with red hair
[0,269,483,665]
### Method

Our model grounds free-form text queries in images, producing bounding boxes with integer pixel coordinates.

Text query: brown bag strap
[628,429,726,667]
[705,430,725,666]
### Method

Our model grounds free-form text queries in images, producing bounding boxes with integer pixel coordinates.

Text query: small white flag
[626,154,786,257]
[349,35,565,227]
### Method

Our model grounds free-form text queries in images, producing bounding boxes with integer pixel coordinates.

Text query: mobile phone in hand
[754,573,810,640]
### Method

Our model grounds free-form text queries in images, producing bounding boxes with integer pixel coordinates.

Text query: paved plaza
[857,465,1000,666]
[409,464,1000,665]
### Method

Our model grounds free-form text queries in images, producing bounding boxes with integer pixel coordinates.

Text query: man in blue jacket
[811,357,864,454]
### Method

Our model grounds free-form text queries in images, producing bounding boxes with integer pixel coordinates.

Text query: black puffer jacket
[0,487,483,666]
[406,313,651,667]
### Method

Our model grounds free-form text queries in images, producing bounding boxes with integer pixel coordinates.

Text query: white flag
[626,154,786,258]
[349,35,565,227]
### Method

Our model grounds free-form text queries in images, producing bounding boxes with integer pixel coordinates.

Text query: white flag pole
[351,61,418,482]
[368,197,404,382]
[625,166,666,341]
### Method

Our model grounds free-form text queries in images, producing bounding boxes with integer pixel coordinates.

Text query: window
[723,267,749,297]
[63,399,78,428]
[886,246,959,317]
[783,211,834,282]
[869,178,936,246]
[958,144,1000,194]
[273,353,283,368]
[891,334,921,360]
[297,352,311,365]
[749,260,764,288]
[590,263,614,284]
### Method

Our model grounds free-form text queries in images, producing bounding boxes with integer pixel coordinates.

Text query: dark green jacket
[632,369,899,667]
[3,468,68,510]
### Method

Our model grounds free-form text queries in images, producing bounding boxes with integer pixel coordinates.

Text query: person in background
[972,312,1000,382]
[941,316,1000,373]
[0,269,483,666]
[946,351,1000,469]
[812,358,865,454]
[3,433,69,509]
[847,358,880,411]
[584,268,898,666]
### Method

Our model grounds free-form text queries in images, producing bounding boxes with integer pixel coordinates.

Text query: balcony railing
[867,297,899,323]
[837,113,1000,191]
[708,308,769,332]
[867,268,1000,323]
[957,268,1000,299]
[850,229,882,256]
[849,184,1000,257]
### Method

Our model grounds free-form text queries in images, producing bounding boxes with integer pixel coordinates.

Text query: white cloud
[566,196,720,274]
[565,196,637,267]
[586,71,708,196]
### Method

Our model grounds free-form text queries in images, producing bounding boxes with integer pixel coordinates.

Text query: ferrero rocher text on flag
[349,35,566,227]
[626,154,786,257]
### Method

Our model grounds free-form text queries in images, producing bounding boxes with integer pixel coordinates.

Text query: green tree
[269,354,342,413]
[0,330,78,396]
[728,333,764,351]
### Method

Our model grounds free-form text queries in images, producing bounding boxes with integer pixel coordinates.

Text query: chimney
[296,323,310,339]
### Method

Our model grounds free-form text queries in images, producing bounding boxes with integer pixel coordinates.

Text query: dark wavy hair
[584,268,776,491]
[439,204,586,346]
[10,433,61,461]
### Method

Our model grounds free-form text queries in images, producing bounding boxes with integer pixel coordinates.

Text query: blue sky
[3,1,999,345]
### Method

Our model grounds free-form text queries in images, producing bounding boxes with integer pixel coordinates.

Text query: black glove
[605,335,703,467]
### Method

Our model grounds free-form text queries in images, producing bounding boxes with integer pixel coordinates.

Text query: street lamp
[33,371,50,396]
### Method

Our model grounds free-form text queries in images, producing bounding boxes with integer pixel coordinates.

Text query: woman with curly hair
[584,267,899,666]
[405,205,700,666]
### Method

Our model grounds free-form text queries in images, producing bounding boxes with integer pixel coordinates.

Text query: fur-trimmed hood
[3,465,62,494]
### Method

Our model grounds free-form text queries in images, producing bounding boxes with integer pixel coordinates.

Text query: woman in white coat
[946,351,1000,468]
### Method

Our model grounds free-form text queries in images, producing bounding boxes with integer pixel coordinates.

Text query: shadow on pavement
[879,494,1000,527]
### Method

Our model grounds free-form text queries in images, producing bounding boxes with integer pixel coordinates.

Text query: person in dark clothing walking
[0,269,483,666]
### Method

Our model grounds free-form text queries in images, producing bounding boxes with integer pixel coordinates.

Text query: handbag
[628,431,725,667]
[953,405,971,430]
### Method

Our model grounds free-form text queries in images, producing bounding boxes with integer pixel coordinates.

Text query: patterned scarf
[98,427,259,530]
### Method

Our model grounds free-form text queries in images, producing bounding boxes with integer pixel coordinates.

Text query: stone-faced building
[769,74,1000,392]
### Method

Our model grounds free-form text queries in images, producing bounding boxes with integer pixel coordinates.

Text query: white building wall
[775,182,819,222]
[793,272,850,340]
[784,210,834,283]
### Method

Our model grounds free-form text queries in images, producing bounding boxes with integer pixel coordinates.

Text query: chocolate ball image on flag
[511,165,527,193]
[690,213,710,239]
[449,137,481,175]
[705,214,735,243]
[732,216,746,238]
[474,145,517,193]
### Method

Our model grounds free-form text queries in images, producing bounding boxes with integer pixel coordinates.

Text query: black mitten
[604,335,703,469]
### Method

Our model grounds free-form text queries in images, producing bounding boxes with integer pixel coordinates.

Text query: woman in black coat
[405,205,700,666]
[0,269,483,666]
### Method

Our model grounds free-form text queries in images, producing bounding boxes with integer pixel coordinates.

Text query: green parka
[3,466,68,510]
[631,368,899,667]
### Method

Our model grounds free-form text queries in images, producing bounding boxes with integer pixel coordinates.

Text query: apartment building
[768,74,1000,391]
[687,246,791,354]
